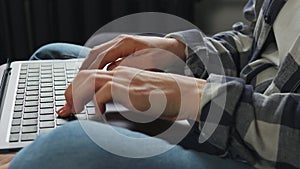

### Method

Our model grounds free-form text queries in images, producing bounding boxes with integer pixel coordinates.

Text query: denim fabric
[30,43,91,60]
[9,121,253,169]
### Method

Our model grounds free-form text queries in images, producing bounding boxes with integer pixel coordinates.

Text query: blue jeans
[9,43,254,169]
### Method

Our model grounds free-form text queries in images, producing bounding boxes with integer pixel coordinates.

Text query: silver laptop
[0,56,126,150]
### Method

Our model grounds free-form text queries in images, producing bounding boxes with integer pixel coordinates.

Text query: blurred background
[0,0,248,65]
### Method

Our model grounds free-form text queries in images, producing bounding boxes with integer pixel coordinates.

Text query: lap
[9,121,253,169]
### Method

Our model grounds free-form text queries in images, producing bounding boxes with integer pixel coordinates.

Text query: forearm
[166,29,253,78]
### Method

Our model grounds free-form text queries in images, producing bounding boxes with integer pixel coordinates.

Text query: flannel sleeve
[199,74,300,169]
[165,28,253,79]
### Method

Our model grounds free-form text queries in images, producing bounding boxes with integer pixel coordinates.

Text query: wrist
[195,79,206,122]
[165,38,187,61]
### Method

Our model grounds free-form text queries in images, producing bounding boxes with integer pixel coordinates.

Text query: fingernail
[57,105,66,114]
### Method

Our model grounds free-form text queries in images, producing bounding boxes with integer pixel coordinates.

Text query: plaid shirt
[167,0,300,168]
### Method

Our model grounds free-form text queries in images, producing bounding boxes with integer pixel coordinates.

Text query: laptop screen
[0,58,11,112]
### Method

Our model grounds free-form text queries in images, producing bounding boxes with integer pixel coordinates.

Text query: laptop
[0,56,127,151]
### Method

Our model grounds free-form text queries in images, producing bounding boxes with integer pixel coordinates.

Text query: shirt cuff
[165,29,209,78]
[198,74,246,152]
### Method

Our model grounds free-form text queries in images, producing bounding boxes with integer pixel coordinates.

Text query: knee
[34,43,66,54]
[9,121,87,169]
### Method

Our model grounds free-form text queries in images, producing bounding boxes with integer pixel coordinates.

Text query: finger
[94,81,134,114]
[73,73,113,113]
[93,82,113,115]
[59,70,113,116]
[107,48,173,71]
[57,104,74,117]
[80,40,117,70]
[88,37,145,70]
[107,59,122,70]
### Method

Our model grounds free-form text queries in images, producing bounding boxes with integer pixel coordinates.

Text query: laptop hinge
[0,59,12,118]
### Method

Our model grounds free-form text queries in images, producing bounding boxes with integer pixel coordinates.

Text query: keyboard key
[54,77,66,81]
[41,97,54,103]
[16,94,24,99]
[21,133,37,141]
[25,101,38,107]
[24,107,38,113]
[67,78,74,83]
[86,102,95,107]
[25,96,39,101]
[9,134,19,142]
[55,91,65,96]
[18,79,26,84]
[53,64,64,69]
[14,106,23,112]
[41,64,52,67]
[87,108,96,115]
[22,119,38,126]
[41,87,53,93]
[41,67,52,71]
[56,118,67,126]
[66,64,76,70]
[54,70,65,74]
[55,106,63,112]
[18,84,25,89]
[22,126,37,133]
[28,64,40,68]
[39,115,54,121]
[39,121,55,128]
[41,83,53,87]
[55,101,66,106]
[40,109,54,115]
[23,113,38,119]
[28,73,39,77]
[54,86,66,90]
[66,70,77,74]
[26,91,39,96]
[76,114,87,120]
[26,86,39,91]
[39,128,53,135]
[54,81,66,86]
[28,68,39,73]
[27,81,39,86]
[55,96,65,101]
[20,70,27,75]
[78,110,86,114]
[19,74,27,79]
[41,74,52,79]
[41,78,53,83]
[13,112,22,119]
[67,74,76,78]
[41,70,52,75]
[12,119,21,126]
[17,89,25,94]
[88,115,97,120]
[40,92,53,98]
[27,77,39,81]
[15,99,23,105]
[28,70,39,74]
[40,103,54,109]
[54,73,65,77]
[10,126,20,134]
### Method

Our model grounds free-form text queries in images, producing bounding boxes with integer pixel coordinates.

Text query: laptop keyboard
[9,61,96,142]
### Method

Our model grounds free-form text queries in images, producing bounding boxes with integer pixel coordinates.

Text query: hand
[80,34,186,71]
[58,66,206,121]
[0,153,15,169]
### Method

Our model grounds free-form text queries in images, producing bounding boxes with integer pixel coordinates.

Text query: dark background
[0,0,247,65]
